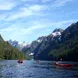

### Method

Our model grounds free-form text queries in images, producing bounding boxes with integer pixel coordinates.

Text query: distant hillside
[22,36,45,59]
[21,22,78,61]
[0,35,26,60]
[8,40,28,50]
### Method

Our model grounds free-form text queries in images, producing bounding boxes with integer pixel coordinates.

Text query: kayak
[56,62,74,67]
[17,60,23,63]
[36,60,40,63]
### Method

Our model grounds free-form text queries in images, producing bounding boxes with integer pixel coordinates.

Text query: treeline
[0,41,26,60]
[49,37,78,61]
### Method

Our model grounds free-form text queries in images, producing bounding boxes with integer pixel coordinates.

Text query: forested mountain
[0,34,4,41]
[22,28,64,60]
[49,22,78,61]
[0,35,26,60]
[34,28,64,60]
[21,22,78,61]
[34,22,78,61]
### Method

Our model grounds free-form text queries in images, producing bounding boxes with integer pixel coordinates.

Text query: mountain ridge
[34,21,78,61]
[22,22,78,61]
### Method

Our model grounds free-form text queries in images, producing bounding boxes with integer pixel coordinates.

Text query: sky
[0,0,78,43]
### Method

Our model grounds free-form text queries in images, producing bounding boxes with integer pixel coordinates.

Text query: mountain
[0,34,4,41]
[53,28,64,33]
[22,28,64,60]
[34,22,78,61]
[8,40,31,59]
[22,21,78,61]
[49,22,78,61]
[8,40,28,50]
[34,28,64,60]
[61,23,78,42]
[22,37,45,59]
[30,36,46,52]
[0,35,26,60]
[8,40,18,48]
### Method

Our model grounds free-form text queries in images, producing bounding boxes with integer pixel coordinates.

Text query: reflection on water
[0,60,78,78]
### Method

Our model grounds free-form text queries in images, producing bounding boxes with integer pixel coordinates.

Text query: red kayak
[18,60,23,63]
[56,62,74,67]
[36,60,40,63]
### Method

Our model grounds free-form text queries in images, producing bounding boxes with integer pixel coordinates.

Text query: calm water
[0,60,78,78]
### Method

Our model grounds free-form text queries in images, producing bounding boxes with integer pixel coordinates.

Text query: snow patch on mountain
[52,31,61,37]
[8,40,31,50]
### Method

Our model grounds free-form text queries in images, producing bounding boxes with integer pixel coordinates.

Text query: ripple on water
[0,60,78,78]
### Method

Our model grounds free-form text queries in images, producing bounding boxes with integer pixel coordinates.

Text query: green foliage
[50,33,78,61]
[0,41,26,60]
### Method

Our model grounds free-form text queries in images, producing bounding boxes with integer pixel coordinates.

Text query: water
[0,60,78,78]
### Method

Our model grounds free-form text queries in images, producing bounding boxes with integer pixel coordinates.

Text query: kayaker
[60,58,62,61]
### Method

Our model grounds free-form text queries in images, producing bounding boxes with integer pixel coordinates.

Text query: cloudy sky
[0,0,78,43]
